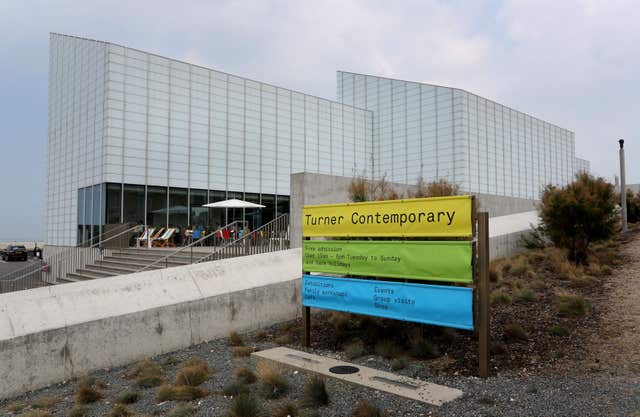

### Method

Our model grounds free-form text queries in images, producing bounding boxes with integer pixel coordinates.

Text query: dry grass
[504,322,528,341]
[390,357,408,370]
[374,339,402,359]
[116,390,141,405]
[228,394,261,417]
[5,402,27,413]
[234,366,257,384]
[410,337,439,359]
[222,381,250,396]
[168,404,196,417]
[31,397,60,409]
[569,275,596,288]
[156,384,207,402]
[556,292,590,317]
[273,402,299,417]
[232,346,256,358]
[256,361,288,398]
[20,411,53,417]
[274,334,292,345]
[229,330,244,346]
[301,376,329,407]
[68,404,89,417]
[129,358,164,388]
[108,404,132,417]
[75,385,104,405]
[174,358,210,387]
[491,290,512,306]
[343,339,366,360]
[352,399,387,417]
[515,288,537,302]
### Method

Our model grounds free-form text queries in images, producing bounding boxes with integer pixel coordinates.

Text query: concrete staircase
[57,248,198,283]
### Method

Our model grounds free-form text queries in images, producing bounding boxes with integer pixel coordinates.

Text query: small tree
[347,176,368,202]
[539,172,616,264]
[347,174,401,202]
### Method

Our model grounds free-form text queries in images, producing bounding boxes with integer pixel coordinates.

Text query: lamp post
[619,139,627,233]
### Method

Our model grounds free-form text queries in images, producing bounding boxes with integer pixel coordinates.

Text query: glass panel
[168,187,188,230]
[123,184,145,225]
[208,190,226,230]
[92,184,101,226]
[244,193,260,230]
[84,186,92,243]
[77,188,84,244]
[260,194,275,225]
[147,186,168,229]
[190,189,208,229]
[276,195,289,217]
[106,183,122,224]
[228,191,244,224]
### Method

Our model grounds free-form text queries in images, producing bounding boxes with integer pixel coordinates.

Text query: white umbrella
[202,198,265,209]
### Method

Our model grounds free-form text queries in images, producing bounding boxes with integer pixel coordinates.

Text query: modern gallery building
[46,33,588,246]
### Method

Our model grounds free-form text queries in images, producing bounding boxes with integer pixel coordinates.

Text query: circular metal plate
[329,365,360,374]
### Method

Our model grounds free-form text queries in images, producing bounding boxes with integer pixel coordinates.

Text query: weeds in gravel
[515,288,537,302]
[490,342,508,355]
[410,337,439,359]
[75,383,104,405]
[234,367,257,384]
[568,275,595,288]
[233,346,256,357]
[169,404,196,417]
[229,330,244,346]
[5,402,27,413]
[116,390,141,405]
[374,339,401,359]
[20,411,53,417]
[108,404,133,417]
[352,399,387,417]
[227,393,261,417]
[555,292,590,317]
[69,404,89,417]
[301,376,329,407]
[390,357,408,370]
[156,384,206,402]
[273,402,299,417]
[504,322,528,342]
[256,361,288,398]
[130,358,164,388]
[491,290,512,306]
[31,397,60,409]
[343,339,366,360]
[253,330,268,341]
[174,358,210,386]
[549,324,571,337]
[222,381,250,396]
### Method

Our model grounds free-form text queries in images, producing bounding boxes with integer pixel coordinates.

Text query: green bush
[539,172,616,264]
[626,189,640,223]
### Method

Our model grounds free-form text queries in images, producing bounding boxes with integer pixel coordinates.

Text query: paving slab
[251,347,463,406]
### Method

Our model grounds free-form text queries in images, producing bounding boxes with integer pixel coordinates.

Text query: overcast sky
[0,0,638,241]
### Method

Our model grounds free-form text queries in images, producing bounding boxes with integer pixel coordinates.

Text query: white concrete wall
[0,249,302,400]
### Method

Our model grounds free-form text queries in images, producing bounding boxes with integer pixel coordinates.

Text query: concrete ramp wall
[0,249,302,400]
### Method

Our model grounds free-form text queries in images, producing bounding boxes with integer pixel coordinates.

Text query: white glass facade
[337,71,589,199]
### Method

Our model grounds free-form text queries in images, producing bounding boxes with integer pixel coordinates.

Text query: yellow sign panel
[302,196,473,237]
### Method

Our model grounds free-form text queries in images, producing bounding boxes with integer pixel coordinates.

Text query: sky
[0,0,638,242]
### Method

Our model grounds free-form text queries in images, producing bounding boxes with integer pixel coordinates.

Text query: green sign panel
[303,240,472,283]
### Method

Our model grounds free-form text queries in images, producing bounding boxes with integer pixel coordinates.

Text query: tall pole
[619,139,628,233]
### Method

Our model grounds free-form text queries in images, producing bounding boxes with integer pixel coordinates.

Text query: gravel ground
[1,328,638,417]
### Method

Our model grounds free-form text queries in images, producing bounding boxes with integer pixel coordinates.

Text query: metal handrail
[0,224,141,293]
[195,214,290,264]
[132,220,249,273]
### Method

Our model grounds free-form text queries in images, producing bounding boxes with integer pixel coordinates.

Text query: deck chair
[135,227,155,248]
[152,228,176,247]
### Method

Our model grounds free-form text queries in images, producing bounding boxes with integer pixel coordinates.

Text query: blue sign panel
[302,275,474,330]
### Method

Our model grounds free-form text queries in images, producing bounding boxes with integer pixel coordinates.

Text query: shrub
[233,346,256,358]
[569,275,595,288]
[414,178,459,197]
[273,402,299,417]
[75,385,104,404]
[169,404,196,417]
[504,322,528,341]
[348,176,369,202]
[229,331,244,346]
[352,399,387,417]
[301,376,329,407]
[130,358,164,388]
[253,330,268,342]
[69,404,89,417]
[489,266,502,283]
[508,257,531,277]
[549,324,571,337]
[116,390,141,405]
[223,381,250,396]
[32,397,60,409]
[374,339,402,359]
[556,293,589,317]
[256,362,288,399]
[539,172,617,264]
[390,357,408,371]
[410,338,439,359]
[235,367,257,384]
[491,291,512,306]
[519,226,549,250]
[108,405,132,417]
[515,288,537,303]
[174,358,210,387]
[343,339,366,360]
[156,385,206,402]
[227,394,261,417]
[626,189,640,223]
